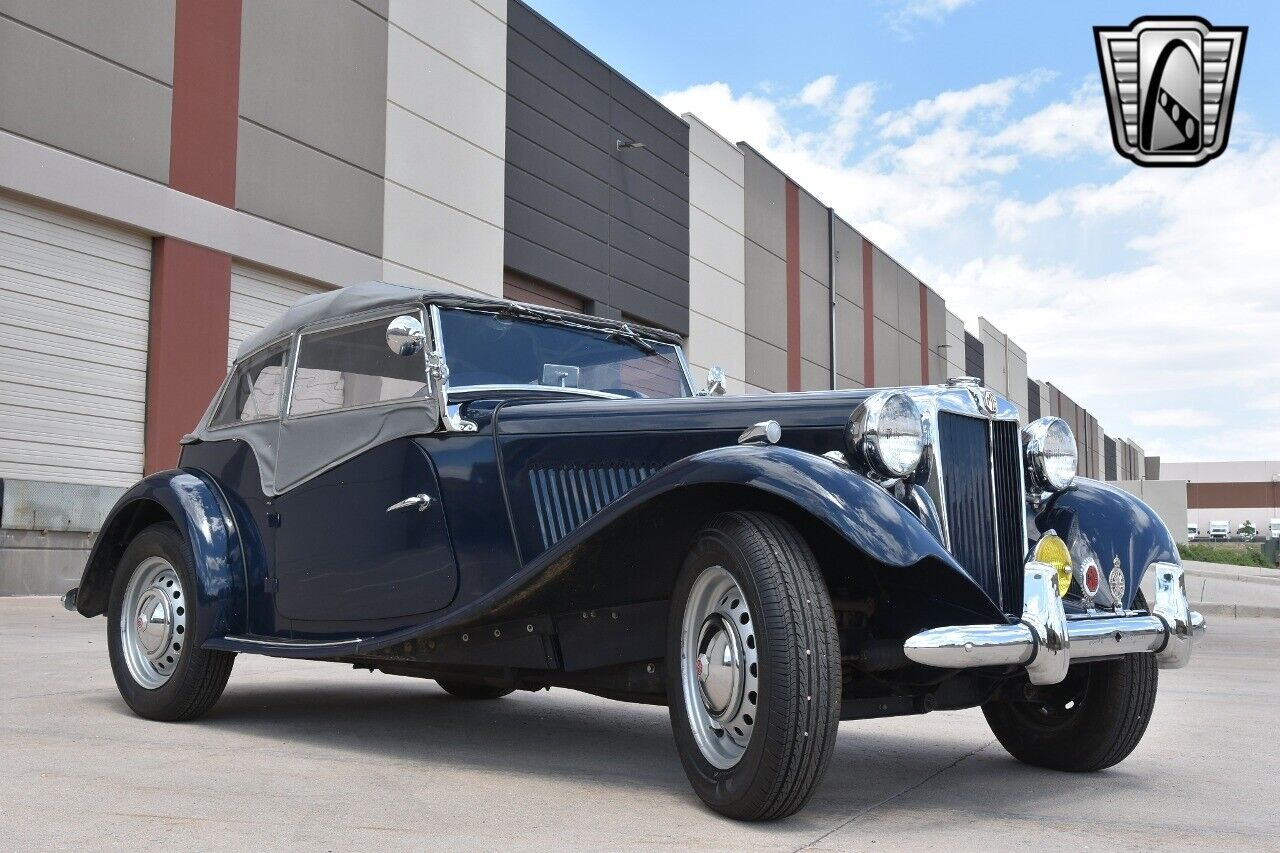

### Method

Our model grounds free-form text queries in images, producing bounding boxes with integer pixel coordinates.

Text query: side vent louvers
[530,464,658,548]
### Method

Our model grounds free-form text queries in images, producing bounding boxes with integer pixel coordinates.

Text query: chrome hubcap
[681,566,759,769]
[120,557,186,689]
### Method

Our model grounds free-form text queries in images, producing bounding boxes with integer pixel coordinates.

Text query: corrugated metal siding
[0,194,151,487]
[228,263,328,365]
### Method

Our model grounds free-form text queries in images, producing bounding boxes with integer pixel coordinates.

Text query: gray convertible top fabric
[236,280,682,360]
[196,281,682,497]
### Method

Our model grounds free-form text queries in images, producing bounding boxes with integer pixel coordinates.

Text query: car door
[271,312,458,625]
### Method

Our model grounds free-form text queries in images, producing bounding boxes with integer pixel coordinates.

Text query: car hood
[492,389,878,437]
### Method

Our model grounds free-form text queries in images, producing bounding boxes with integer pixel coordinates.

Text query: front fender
[1036,478,1177,610]
[75,469,246,637]
[648,444,953,568]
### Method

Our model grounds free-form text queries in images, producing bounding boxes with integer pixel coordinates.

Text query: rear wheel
[435,680,513,700]
[667,511,841,821]
[107,523,235,721]
[982,652,1158,771]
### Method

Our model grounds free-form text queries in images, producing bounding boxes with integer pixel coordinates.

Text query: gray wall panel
[742,147,785,258]
[871,248,899,326]
[235,121,383,255]
[0,17,171,182]
[745,240,787,348]
[797,191,828,283]
[0,0,175,83]
[747,336,787,394]
[239,0,387,177]
[505,0,688,333]
[897,269,921,342]
[800,273,830,370]
[833,220,862,306]
[835,296,864,382]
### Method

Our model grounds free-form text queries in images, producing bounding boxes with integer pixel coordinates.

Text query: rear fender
[75,470,246,637]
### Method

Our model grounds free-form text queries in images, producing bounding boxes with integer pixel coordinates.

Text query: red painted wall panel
[144,239,233,472]
[145,0,243,472]
[785,180,801,392]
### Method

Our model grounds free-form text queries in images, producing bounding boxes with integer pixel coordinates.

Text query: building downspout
[828,206,837,390]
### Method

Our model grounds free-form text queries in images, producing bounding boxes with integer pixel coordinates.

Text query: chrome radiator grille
[936,412,1026,614]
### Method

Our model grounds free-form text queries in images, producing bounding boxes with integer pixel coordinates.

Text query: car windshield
[437,307,690,398]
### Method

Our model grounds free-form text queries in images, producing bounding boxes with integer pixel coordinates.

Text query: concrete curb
[1184,567,1280,587]
[1193,602,1280,619]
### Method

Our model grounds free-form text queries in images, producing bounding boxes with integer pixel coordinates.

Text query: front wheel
[667,511,841,821]
[982,652,1158,771]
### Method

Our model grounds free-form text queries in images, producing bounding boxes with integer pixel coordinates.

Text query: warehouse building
[1160,461,1280,536]
[0,0,1145,592]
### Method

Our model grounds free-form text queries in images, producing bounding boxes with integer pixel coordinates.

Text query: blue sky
[528,1,1279,463]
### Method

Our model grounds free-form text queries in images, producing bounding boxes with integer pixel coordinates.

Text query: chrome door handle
[386,494,433,513]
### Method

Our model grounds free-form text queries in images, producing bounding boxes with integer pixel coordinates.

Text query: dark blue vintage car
[68,281,1204,820]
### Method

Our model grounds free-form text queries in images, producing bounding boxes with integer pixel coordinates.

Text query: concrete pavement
[3,597,1277,851]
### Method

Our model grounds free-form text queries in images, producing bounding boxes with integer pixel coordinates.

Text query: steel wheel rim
[681,565,759,769]
[120,556,187,689]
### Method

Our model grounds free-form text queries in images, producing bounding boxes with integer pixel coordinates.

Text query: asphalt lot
[3,598,1277,851]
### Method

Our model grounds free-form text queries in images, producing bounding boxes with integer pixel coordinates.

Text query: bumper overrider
[903,561,1206,685]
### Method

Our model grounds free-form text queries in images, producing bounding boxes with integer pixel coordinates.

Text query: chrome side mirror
[386,315,426,356]
[698,365,727,397]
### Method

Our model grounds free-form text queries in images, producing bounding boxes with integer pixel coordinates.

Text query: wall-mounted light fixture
[616,138,645,150]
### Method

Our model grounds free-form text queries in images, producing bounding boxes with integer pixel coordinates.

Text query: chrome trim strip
[986,418,1004,609]
[447,384,629,401]
[221,635,362,649]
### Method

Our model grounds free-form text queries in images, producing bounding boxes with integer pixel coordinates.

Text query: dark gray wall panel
[504,0,689,334]
[964,331,984,382]
[506,133,609,212]
[0,16,171,182]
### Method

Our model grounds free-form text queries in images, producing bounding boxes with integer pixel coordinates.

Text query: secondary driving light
[1022,417,1078,493]
[1033,532,1073,598]
[847,391,926,479]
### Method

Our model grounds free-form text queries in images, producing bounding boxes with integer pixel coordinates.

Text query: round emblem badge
[1109,557,1126,602]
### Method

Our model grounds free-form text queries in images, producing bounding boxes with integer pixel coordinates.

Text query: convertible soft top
[235,280,682,362]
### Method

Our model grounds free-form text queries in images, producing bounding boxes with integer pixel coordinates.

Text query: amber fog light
[1033,532,1072,598]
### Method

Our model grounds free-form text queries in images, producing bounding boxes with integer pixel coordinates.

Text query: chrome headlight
[1023,416,1077,492]
[847,391,926,479]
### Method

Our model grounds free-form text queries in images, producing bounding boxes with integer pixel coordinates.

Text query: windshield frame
[429,304,693,409]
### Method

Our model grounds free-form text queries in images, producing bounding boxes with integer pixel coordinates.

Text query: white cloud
[885,0,978,34]
[992,195,1063,240]
[660,74,1279,461]
[798,74,838,107]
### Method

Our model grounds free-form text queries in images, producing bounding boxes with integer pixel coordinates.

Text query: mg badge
[1095,17,1247,167]
[1109,556,1126,602]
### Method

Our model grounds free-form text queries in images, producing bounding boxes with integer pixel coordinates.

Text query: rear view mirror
[386,315,426,356]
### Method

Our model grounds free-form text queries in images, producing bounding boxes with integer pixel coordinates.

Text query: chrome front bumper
[903,561,1206,685]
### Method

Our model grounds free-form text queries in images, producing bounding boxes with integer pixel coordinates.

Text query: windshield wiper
[608,323,657,355]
